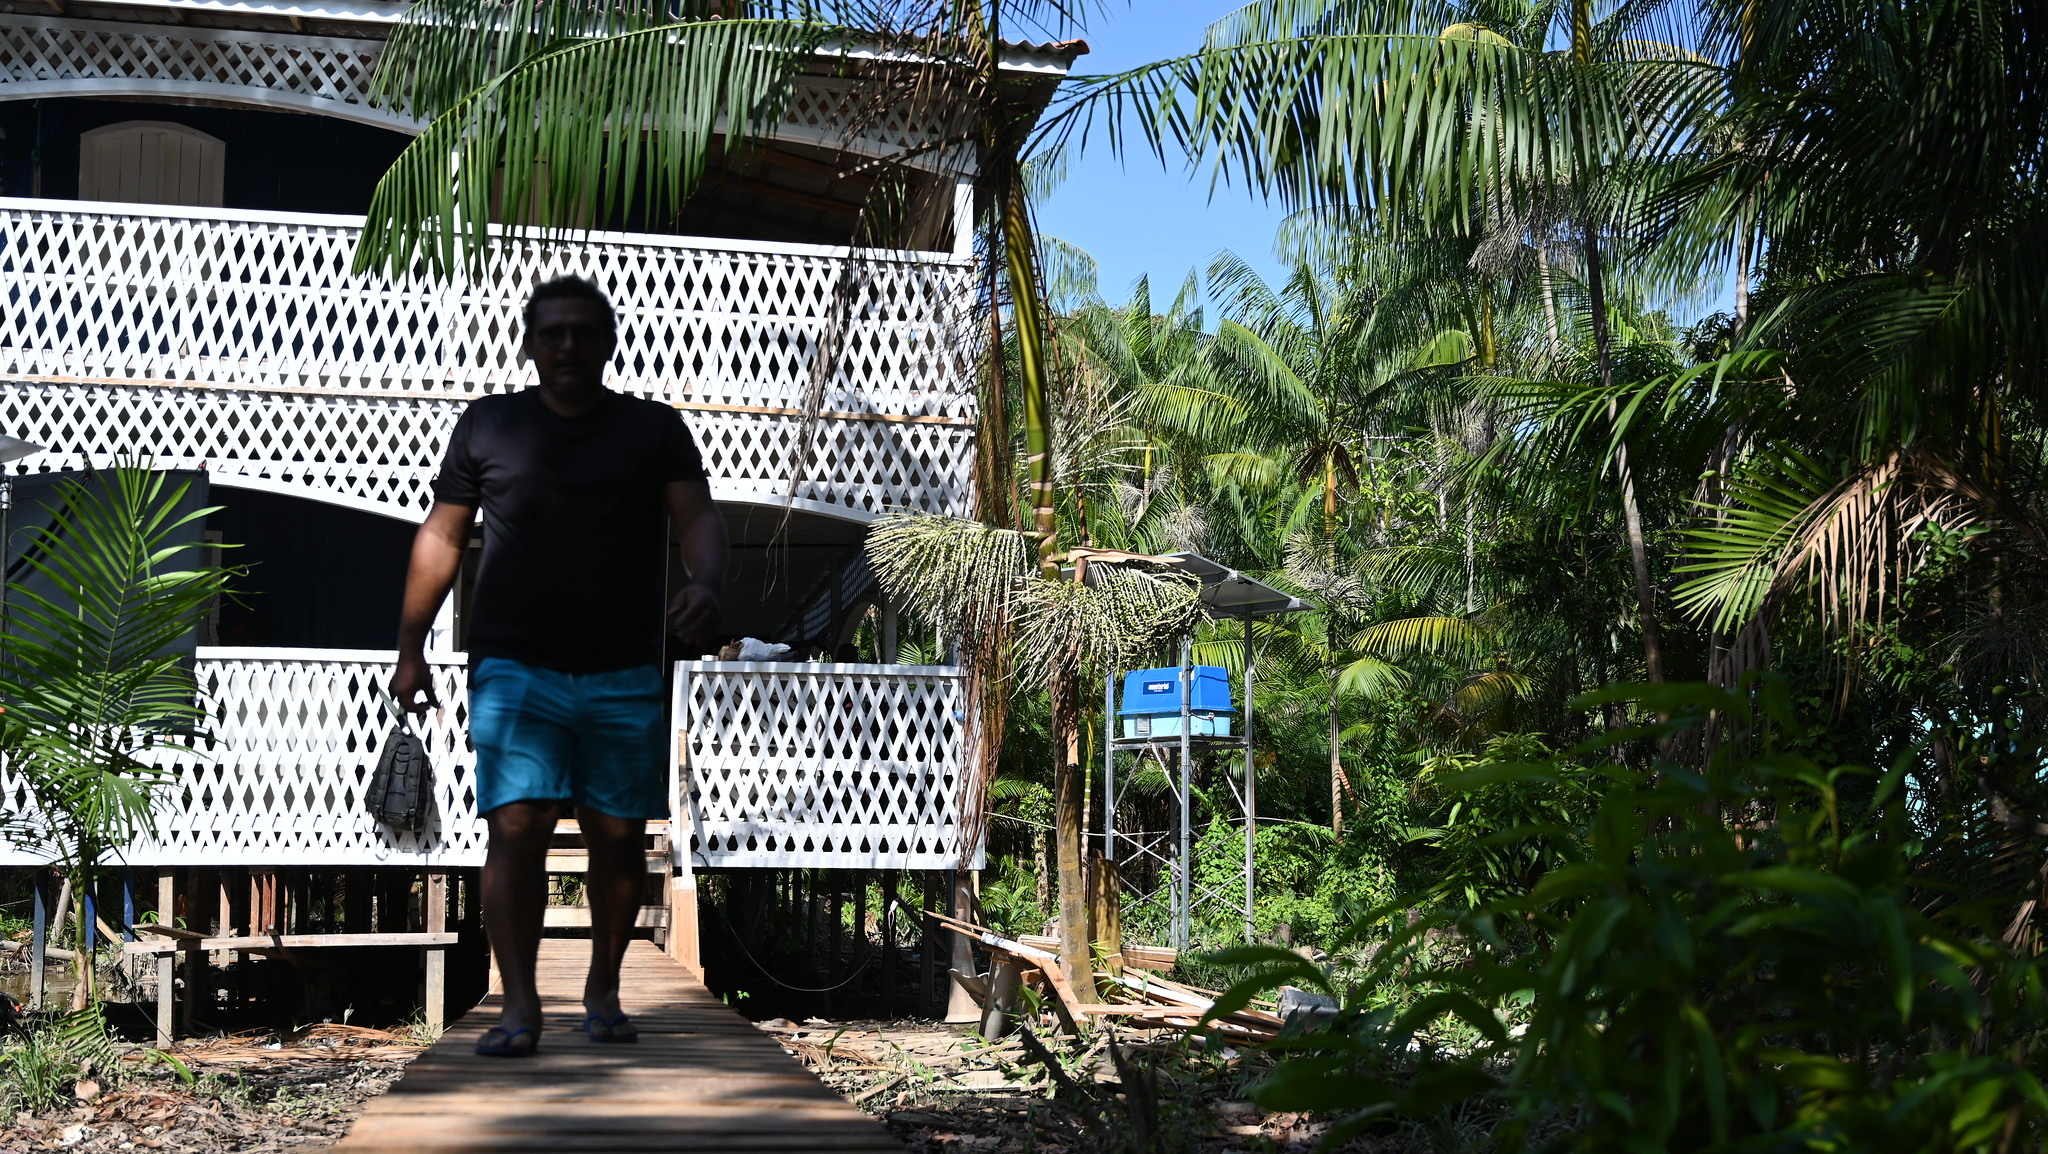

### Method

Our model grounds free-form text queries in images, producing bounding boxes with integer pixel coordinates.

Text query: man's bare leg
[483,801,559,1037]
[578,807,647,1023]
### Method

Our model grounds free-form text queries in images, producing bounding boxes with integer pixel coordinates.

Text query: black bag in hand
[368,684,432,831]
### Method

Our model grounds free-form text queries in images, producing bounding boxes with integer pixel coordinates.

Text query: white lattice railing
[0,13,969,165]
[0,651,978,870]
[0,198,978,520]
[0,647,485,868]
[675,660,978,871]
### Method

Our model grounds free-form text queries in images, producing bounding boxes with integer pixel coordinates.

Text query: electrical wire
[704,895,879,994]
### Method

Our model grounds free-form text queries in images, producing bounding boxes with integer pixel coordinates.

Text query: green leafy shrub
[1408,733,1596,911]
[0,1007,125,1119]
[1208,680,2048,1152]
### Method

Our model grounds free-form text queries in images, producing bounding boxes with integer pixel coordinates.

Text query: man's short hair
[523,276,616,334]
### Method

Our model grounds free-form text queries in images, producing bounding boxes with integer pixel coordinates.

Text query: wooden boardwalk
[334,940,903,1153]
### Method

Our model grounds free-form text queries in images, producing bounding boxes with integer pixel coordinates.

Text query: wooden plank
[544,852,669,875]
[1124,944,1178,972]
[123,932,459,954]
[133,921,206,941]
[334,939,900,1154]
[542,907,669,929]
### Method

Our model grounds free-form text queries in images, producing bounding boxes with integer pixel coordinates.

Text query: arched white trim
[207,470,421,523]
[204,474,886,528]
[0,14,971,172]
[6,79,422,134]
[707,487,881,526]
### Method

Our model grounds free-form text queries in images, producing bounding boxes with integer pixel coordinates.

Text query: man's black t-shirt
[431,388,708,673]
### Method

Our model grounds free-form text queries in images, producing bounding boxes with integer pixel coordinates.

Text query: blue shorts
[468,657,668,820]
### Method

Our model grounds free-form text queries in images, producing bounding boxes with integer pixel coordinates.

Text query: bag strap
[372,680,421,737]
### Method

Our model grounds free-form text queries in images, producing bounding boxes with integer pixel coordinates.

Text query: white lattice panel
[0,14,964,164]
[0,199,976,518]
[0,648,484,867]
[677,661,979,870]
[0,14,410,129]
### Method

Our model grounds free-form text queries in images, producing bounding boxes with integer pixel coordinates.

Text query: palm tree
[0,469,232,1007]
[1058,0,1727,681]
[1653,0,2048,677]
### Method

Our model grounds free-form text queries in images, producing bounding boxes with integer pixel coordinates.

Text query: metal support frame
[1102,609,1264,951]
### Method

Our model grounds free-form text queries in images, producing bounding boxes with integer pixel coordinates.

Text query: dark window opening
[206,488,413,651]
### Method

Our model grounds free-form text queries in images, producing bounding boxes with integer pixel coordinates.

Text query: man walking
[391,276,727,1057]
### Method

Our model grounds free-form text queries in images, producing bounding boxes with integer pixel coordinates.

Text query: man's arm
[665,479,728,648]
[392,500,475,711]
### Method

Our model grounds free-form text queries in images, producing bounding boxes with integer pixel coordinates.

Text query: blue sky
[1031,0,1292,315]
[1028,1,1730,327]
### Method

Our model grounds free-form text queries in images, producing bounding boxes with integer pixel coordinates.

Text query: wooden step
[543,906,670,930]
[543,851,669,875]
[549,819,672,853]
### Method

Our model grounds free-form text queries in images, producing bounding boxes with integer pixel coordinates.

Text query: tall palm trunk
[1329,677,1347,836]
[1003,186,1058,581]
[1001,181,1093,996]
[1051,666,1091,995]
[1582,221,1665,682]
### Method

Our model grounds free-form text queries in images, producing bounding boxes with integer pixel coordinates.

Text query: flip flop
[582,1013,639,1043]
[475,1026,540,1057]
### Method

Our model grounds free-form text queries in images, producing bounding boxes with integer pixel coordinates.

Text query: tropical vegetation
[345,0,2048,1146]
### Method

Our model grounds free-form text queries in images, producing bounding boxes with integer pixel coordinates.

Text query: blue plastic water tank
[1120,666,1234,715]
[1119,666,1235,738]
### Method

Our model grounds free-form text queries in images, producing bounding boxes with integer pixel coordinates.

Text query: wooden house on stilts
[0,0,1080,1038]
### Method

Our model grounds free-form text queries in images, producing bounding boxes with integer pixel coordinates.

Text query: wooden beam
[544,851,667,875]
[755,146,854,181]
[666,875,700,974]
[717,174,863,217]
[541,907,668,930]
[125,931,460,954]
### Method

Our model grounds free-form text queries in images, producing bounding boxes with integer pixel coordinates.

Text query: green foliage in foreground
[0,1006,167,1121]
[1208,681,2048,1152]
[0,468,232,1003]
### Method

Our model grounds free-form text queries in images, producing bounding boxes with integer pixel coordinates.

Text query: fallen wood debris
[934,914,1289,1043]
[135,1023,430,1068]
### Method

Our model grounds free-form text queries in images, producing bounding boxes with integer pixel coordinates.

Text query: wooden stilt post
[343,869,370,933]
[852,871,868,1003]
[945,870,980,1022]
[221,867,242,1026]
[154,871,175,1047]
[806,869,821,997]
[28,871,46,1011]
[423,871,447,1029]
[824,874,842,1016]
[178,869,202,1033]
[880,869,898,1018]
[920,873,937,1016]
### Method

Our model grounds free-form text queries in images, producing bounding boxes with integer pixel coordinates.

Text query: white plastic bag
[735,637,792,662]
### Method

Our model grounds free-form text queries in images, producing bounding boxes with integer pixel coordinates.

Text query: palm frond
[1351,614,1491,661]
[1674,447,1990,633]
[0,469,234,867]
[356,18,838,278]
[866,512,1033,641]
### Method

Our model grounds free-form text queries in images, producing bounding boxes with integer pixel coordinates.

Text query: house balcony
[0,649,978,871]
[0,195,979,523]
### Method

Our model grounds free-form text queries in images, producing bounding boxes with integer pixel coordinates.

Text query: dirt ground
[755,1017,1338,1153]
[0,1028,418,1154]
[2,1017,1333,1153]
